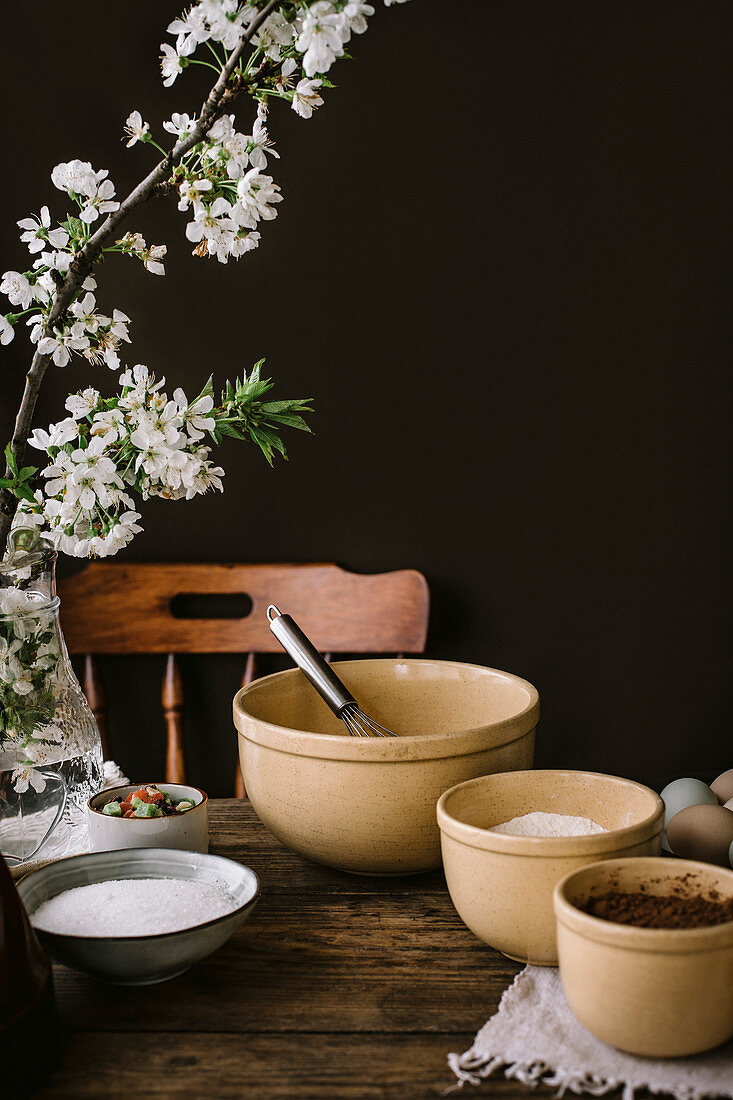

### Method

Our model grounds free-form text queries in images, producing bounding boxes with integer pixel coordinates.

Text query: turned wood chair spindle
[163,654,186,784]
[234,652,257,799]
[58,563,430,794]
[83,654,110,759]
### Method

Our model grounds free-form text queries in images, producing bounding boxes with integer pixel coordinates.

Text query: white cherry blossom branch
[0,0,279,547]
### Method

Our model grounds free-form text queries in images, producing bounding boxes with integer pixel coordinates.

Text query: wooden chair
[58,563,429,795]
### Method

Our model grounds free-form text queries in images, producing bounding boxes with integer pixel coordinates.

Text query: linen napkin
[447,966,733,1100]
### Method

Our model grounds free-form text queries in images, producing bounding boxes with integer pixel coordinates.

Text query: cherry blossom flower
[185,198,235,246]
[37,324,90,367]
[236,169,282,225]
[10,766,46,794]
[33,249,73,281]
[174,388,215,440]
[0,315,14,345]
[90,407,125,442]
[345,2,375,35]
[160,43,185,87]
[124,110,150,147]
[1,270,35,309]
[28,418,79,451]
[277,58,298,93]
[80,177,120,224]
[70,292,106,334]
[116,233,167,275]
[143,245,167,276]
[254,12,296,61]
[177,177,213,211]
[247,108,280,170]
[66,388,101,419]
[296,3,349,77]
[167,9,209,56]
[17,207,69,254]
[163,113,196,139]
[292,78,324,119]
[229,230,260,258]
[51,159,99,196]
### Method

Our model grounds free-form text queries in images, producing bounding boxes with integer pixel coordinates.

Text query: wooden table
[36,799,542,1099]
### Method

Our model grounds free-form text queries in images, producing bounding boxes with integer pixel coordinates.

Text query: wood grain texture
[162,653,186,783]
[40,800,544,1099]
[58,563,429,654]
[34,1033,556,1100]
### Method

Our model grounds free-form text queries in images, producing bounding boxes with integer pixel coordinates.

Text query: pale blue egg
[660,777,718,853]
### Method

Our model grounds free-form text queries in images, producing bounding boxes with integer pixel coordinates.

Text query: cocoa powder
[582,889,733,929]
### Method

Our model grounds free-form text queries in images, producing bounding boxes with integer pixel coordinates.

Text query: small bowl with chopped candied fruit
[87,782,208,854]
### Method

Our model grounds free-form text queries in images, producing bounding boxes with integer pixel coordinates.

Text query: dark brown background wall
[1,2,730,794]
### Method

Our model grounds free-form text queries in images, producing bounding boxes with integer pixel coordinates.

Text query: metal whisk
[267,605,398,738]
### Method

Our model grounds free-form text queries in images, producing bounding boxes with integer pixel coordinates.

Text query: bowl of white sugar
[16,847,259,984]
[437,769,663,965]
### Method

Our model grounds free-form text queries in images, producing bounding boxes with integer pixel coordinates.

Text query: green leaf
[265,413,313,432]
[217,422,247,440]
[192,375,215,405]
[4,443,18,476]
[259,399,310,414]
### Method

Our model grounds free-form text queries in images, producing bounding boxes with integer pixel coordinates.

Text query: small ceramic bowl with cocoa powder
[554,856,733,1058]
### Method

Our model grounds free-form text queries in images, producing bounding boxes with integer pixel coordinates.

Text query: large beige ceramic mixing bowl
[437,770,663,965]
[554,858,733,1057]
[233,658,539,875]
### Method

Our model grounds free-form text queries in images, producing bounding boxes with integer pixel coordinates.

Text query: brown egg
[711,769,733,805]
[667,803,733,866]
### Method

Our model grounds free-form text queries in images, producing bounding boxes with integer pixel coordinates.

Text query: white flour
[488,811,607,837]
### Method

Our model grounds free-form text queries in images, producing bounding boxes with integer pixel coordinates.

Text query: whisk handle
[267,605,355,716]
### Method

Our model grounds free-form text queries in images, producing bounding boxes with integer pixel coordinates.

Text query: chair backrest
[58,563,429,793]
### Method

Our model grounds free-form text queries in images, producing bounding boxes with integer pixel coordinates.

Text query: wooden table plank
[55,893,521,1033]
[35,1033,560,1100]
[206,799,449,895]
[36,800,539,1098]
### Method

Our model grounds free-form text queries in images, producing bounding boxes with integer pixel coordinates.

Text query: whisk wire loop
[267,605,399,739]
[341,702,396,739]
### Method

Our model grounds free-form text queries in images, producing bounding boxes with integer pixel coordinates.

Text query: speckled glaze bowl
[233,658,539,875]
[87,782,208,853]
[554,857,733,1057]
[17,847,259,985]
[437,770,663,965]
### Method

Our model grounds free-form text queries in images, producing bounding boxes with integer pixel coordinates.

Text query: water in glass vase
[0,530,103,866]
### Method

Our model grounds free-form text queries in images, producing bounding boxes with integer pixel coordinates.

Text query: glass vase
[0,529,103,865]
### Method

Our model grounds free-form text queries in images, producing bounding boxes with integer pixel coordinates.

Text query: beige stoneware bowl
[437,770,663,965]
[554,857,733,1057]
[233,658,539,875]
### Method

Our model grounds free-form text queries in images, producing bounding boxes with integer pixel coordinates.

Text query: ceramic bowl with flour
[437,769,664,965]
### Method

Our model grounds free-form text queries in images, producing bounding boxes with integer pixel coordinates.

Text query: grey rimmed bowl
[17,847,259,985]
